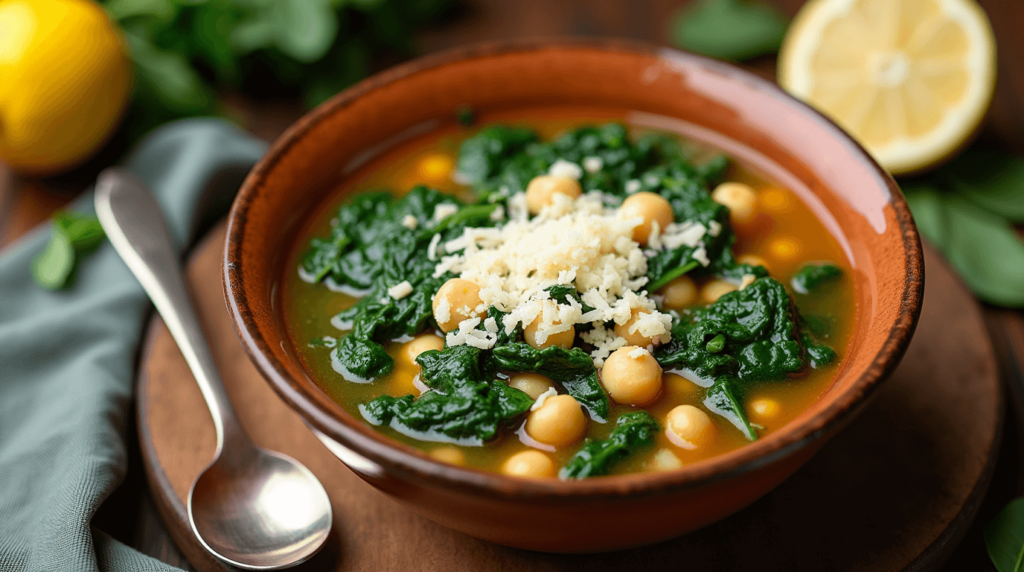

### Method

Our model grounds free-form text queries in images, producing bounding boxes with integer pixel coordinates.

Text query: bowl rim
[224,38,924,501]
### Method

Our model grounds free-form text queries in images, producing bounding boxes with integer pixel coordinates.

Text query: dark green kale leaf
[791,262,843,294]
[359,345,534,443]
[704,375,755,440]
[560,411,661,479]
[491,343,609,421]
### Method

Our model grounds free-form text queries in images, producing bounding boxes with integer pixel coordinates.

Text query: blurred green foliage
[102,0,452,138]
[669,0,788,61]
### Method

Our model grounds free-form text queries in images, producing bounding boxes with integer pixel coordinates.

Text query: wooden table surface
[3,1,1024,570]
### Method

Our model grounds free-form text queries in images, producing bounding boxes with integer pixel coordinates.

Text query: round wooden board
[138,221,1001,572]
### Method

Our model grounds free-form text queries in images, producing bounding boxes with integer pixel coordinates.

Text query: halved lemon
[778,0,996,175]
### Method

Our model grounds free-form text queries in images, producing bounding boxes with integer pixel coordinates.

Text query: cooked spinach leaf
[704,375,755,440]
[791,263,842,294]
[656,277,834,439]
[302,186,497,380]
[560,411,661,479]
[360,345,533,443]
[491,343,609,421]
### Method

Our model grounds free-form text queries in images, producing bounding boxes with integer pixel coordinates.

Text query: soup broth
[282,110,855,478]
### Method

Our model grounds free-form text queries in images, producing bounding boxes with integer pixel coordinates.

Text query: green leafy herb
[905,186,1024,307]
[360,345,533,443]
[102,0,454,137]
[32,212,107,290]
[560,411,660,479]
[704,375,754,440]
[491,343,610,421]
[656,277,833,439]
[986,497,1024,572]
[670,0,789,61]
[791,263,842,294]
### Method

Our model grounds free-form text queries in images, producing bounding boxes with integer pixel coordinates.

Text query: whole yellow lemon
[0,0,132,174]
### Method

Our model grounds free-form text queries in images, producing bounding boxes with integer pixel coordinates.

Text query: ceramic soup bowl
[224,41,924,553]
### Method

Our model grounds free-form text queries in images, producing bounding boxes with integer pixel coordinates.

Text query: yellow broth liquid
[282,110,856,477]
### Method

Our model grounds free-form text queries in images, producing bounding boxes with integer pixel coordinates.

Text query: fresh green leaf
[904,184,950,250]
[272,0,339,63]
[791,262,842,294]
[942,197,1024,307]
[670,0,789,61]
[55,212,106,254]
[32,225,76,291]
[560,412,660,479]
[985,497,1024,572]
[125,30,215,114]
[941,148,1024,223]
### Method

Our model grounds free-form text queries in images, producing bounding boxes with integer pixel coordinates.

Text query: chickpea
[417,153,454,183]
[600,346,663,406]
[711,182,757,224]
[665,405,715,450]
[432,278,484,332]
[402,334,444,365]
[429,446,465,465]
[614,308,662,347]
[524,315,575,350]
[525,175,582,214]
[525,394,587,447]
[701,279,738,304]
[649,448,683,471]
[502,450,556,478]
[619,192,674,246]
[508,372,555,399]
[749,398,781,423]
[659,275,698,311]
[769,238,800,261]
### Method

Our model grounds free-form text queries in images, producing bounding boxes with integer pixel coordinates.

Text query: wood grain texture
[137,222,1000,572]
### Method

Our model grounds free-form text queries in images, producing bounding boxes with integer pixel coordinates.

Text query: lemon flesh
[779,0,996,174]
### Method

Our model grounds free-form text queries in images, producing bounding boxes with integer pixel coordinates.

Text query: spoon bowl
[189,448,332,569]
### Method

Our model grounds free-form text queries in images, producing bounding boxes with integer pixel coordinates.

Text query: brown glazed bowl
[224,40,924,553]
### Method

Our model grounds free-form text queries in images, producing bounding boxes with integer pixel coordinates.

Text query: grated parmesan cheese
[387,281,414,299]
[434,192,675,360]
[401,214,418,229]
[427,233,442,261]
[625,179,641,194]
[433,203,458,222]
[548,159,583,180]
[692,243,711,267]
[530,387,558,411]
[628,346,649,359]
[708,220,722,237]
[444,317,498,349]
[583,156,603,173]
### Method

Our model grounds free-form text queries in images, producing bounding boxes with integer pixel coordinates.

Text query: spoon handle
[95,168,241,451]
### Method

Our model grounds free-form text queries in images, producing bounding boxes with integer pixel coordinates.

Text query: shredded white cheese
[401,215,418,229]
[489,205,505,221]
[530,387,558,411]
[387,281,414,300]
[708,220,722,237]
[625,180,641,194]
[548,159,583,180]
[433,203,458,222]
[444,317,497,349]
[427,233,442,261]
[583,156,603,174]
[692,242,711,267]
[433,191,674,360]
[628,346,650,359]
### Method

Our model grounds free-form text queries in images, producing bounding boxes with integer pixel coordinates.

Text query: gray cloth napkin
[0,119,267,571]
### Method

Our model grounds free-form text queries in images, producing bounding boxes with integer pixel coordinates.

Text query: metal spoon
[95,168,332,570]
